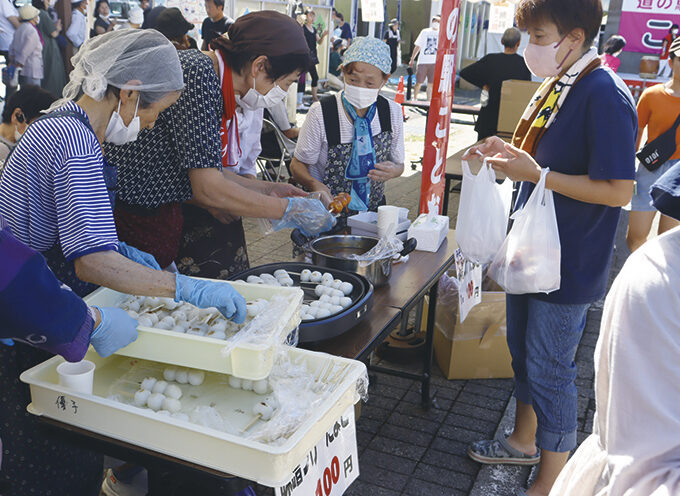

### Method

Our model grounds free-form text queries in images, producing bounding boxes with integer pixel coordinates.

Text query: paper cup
[377,206,401,238]
[57,360,95,394]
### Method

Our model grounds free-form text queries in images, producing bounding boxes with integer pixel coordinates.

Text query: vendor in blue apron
[291,36,405,215]
[0,30,247,496]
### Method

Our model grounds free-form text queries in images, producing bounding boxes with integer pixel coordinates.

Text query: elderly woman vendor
[291,36,405,213]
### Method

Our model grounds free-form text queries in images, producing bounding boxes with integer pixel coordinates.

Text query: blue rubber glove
[1,338,15,346]
[271,197,336,237]
[175,274,247,324]
[118,242,161,270]
[90,307,138,358]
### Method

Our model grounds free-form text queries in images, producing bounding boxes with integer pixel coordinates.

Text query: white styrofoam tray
[84,280,303,380]
[20,348,365,487]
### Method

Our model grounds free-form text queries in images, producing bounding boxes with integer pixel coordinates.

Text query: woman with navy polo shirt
[463,1,636,495]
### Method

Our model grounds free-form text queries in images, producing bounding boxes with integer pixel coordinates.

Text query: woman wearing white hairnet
[0,29,245,496]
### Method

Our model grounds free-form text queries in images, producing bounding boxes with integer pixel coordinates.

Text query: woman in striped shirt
[0,29,247,496]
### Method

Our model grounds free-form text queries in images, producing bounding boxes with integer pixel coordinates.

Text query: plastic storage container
[84,280,303,380]
[20,348,366,487]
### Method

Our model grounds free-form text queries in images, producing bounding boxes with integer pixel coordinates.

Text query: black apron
[319,95,393,219]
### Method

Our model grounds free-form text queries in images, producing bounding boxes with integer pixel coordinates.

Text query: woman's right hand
[462,136,511,161]
[314,186,334,208]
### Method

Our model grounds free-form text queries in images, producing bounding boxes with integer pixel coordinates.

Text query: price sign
[275,406,359,496]
[454,248,482,323]
[360,0,384,22]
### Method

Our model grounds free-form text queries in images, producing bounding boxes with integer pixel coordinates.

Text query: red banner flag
[419,0,461,215]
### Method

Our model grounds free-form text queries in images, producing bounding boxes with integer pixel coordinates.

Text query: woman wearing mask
[291,37,404,214]
[463,1,636,495]
[0,30,247,495]
[92,0,116,36]
[31,0,67,96]
[104,10,333,278]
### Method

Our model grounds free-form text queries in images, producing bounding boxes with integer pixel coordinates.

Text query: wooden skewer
[146,304,165,313]
[241,414,262,433]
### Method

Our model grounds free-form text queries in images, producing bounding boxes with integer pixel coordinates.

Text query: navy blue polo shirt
[514,68,637,304]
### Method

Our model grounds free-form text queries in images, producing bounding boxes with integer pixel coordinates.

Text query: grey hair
[502,27,522,48]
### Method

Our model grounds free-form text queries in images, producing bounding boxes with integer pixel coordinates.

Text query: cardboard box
[497,79,541,138]
[427,292,513,380]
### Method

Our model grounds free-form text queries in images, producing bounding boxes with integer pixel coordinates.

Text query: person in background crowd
[464,1,636,495]
[127,7,144,28]
[0,0,19,96]
[266,99,299,139]
[460,27,531,140]
[324,38,344,91]
[659,24,678,79]
[626,37,680,252]
[0,84,56,162]
[103,10,332,282]
[409,15,440,101]
[92,0,116,36]
[291,37,404,213]
[66,0,88,52]
[0,212,138,496]
[9,6,43,88]
[383,18,400,74]
[333,10,351,46]
[549,163,680,495]
[600,34,625,73]
[0,29,247,496]
[201,0,232,50]
[31,0,66,97]
[298,8,327,104]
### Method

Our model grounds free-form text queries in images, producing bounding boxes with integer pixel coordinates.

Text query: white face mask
[105,97,140,145]
[431,21,439,30]
[239,77,288,110]
[343,83,380,109]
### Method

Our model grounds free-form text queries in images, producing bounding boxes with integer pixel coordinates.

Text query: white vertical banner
[361,0,384,23]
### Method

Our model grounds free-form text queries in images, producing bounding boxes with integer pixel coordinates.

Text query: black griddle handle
[401,238,417,257]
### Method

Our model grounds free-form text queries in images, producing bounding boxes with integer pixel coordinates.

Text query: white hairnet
[53,29,184,108]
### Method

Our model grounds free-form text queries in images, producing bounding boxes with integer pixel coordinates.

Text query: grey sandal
[467,435,540,465]
[515,489,529,496]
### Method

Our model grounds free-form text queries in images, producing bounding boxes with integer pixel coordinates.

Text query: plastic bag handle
[461,159,473,179]
[533,168,550,208]
[482,158,497,182]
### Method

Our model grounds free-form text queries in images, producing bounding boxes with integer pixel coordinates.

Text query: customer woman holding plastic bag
[462,1,636,495]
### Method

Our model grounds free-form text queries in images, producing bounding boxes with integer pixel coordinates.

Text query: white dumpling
[332,279,343,290]
[316,308,331,319]
[253,380,269,395]
[310,301,321,307]
[300,269,312,282]
[152,380,168,394]
[330,305,344,314]
[127,310,139,319]
[210,331,227,340]
[331,289,344,298]
[210,321,227,333]
[302,314,315,321]
[246,275,263,284]
[330,295,341,305]
[320,294,332,303]
[162,397,182,413]
[134,389,151,407]
[147,312,160,325]
[146,393,164,411]
[163,367,177,382]
[241,379,253,391]
[175,369,189,384]
[141,377,157,391]
[280,277,294,287]
[314,285,325,297]
[322,272,333,283]
[310,271,322,283]
[274,269,288,279]
[127,300,141,313]
[300,304,310,314]
[137,315,153,327]
[340,297,353,308]
[165,384,182,399]
[145,296,161,308]
[228,376,242,389]
[171,309,188,322]
[188,370,205,386]
[340,282,353,296]
[306,307,318,318]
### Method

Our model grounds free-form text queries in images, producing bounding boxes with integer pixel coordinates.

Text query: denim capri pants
[631,159,680,212]
[506,294,590,453]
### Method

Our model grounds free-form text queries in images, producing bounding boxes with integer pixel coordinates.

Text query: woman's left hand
[266,183,308,198]
[369,161,403,182]
[486,143,542,183]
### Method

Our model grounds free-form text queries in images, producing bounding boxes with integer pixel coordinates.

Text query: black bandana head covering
[216,10,310,56]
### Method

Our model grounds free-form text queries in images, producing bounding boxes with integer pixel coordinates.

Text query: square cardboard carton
[427,292,513,380]
[497,79,541,138]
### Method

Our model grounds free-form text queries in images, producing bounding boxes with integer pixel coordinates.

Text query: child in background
[600,34,626,73]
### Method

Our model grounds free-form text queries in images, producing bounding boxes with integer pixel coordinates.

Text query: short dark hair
[603,35,626,55]
[516,0,603,46]
[2,85,57,124]
[336,12,344,21]
[206,0,224,8]
[95,0,109,15]
[31,0,45,10]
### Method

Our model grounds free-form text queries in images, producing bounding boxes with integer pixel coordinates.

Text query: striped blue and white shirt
[0,101,119,261]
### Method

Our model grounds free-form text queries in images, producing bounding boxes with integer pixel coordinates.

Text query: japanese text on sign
[275,406,359,496]
[620,0,680,53]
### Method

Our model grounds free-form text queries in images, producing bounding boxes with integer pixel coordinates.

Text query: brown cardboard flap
[497,80,541,136]
[479,317,505,349]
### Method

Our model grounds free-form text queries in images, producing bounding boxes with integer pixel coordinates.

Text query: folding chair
[256,118,297,182]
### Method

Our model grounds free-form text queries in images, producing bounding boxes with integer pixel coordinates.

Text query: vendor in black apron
[0,30,248,496]
[291,36,405,217]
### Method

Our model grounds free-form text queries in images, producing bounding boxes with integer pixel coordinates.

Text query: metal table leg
[421,281,439,409]
[442,176,451,215]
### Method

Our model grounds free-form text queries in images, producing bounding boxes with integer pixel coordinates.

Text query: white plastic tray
[20,348,365,487]
[84,280,303,380]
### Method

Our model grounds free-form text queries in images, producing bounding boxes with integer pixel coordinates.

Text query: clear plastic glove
[90,307,138,358]
[271,197,336,237]
[1,338,15,346]
[118,242,161,270]
[175,274,247,323]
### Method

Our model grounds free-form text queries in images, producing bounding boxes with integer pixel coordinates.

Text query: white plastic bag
[489,168,561,294]
[455,159,513,264]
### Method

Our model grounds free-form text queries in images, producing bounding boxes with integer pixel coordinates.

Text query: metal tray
[232,263,373,344]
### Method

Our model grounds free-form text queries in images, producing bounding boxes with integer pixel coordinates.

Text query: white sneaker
[101,468,138,496]
[297,103,309,110]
